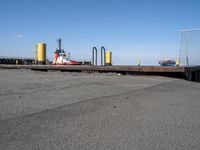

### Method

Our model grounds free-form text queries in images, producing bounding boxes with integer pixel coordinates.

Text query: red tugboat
[53,38,81,65]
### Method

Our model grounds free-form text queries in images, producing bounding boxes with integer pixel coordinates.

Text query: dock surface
[0,64,185,72]
[0,64,200,82]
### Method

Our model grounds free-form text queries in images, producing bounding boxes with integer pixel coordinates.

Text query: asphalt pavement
[0,69,200,150]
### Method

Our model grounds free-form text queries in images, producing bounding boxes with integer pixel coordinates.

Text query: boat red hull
[53,61,81,65]
[63,61,81,65]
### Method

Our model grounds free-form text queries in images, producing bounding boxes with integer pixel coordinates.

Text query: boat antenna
[57,38,62,53]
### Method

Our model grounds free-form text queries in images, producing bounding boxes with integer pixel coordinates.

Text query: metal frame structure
[179,28,200,66]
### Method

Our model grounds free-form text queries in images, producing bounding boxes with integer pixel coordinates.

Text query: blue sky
[0,0,200,65]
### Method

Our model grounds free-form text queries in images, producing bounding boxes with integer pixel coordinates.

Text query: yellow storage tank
[105,51,112,66]
[37,43,46,64]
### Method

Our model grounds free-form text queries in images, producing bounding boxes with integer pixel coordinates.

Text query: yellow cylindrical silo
[37,43,46,64]
[105,51,112,66]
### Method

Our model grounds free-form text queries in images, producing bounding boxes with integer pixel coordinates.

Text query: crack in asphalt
[0,80,176,123]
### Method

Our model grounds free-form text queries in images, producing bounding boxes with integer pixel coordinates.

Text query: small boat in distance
[158,59,176,66]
